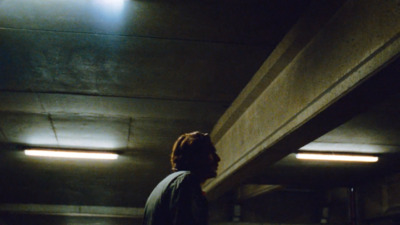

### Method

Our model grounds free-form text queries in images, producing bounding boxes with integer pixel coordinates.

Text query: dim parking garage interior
[1,0,400,225]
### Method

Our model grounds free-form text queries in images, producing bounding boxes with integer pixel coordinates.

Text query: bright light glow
[25,149,118,160]
[59,138,120,150]
[300,142,390,153]
[296,153,378,162]
[95,0,125,13]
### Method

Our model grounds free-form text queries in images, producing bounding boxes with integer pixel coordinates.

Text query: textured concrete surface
[205,0,400,198]
[1,0,400,225]
[0,1,312,224]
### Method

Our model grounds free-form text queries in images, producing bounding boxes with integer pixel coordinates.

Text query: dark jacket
[142,171,208,225]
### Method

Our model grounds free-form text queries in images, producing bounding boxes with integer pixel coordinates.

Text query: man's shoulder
[154,171,190,189]
[146,172,189,200]
[164,171,202,190]
[167,170,191,179]
[166,171,193,184]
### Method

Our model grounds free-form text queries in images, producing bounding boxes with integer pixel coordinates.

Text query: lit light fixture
[95,0,125,13]
[299,142,387,153]
[295,153,378,163]
[25,149,118,160]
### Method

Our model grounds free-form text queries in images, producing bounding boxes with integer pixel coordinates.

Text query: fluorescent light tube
[25,149,118,160]
[295,153,378,162]
[299,142,387,153]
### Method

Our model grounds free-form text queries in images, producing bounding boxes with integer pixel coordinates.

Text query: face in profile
[197,144,221,180]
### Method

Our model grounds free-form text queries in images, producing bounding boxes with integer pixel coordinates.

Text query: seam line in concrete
[0,126,8,142]
[47,113,59,145]
[0,26,268,46]
[127,117,132,149]
[0,89,231,105]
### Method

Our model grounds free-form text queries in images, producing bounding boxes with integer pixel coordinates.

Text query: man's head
[170,131,220,180]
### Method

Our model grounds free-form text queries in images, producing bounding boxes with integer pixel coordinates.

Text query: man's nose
[215,153,221,162]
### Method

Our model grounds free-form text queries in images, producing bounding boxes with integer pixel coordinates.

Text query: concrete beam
[205,0,400,199]
[0,204,144,218]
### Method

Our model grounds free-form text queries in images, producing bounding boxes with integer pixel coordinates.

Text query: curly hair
[170,131,214,172]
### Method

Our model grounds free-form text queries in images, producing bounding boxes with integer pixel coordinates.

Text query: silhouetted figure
[142,131,221,225]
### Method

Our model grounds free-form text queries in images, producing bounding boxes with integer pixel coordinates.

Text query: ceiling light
[25,149,118,160]
[299,142,388,153]
[295,153,378,162]
[95,0,125,13]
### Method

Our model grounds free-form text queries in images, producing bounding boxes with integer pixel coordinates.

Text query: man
[142,131,221,225]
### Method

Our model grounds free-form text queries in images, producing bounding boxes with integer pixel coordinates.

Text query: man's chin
[207,170,217,178]
[200,168,218,180]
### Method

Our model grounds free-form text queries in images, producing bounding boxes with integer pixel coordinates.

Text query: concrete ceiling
[1,0,400,225]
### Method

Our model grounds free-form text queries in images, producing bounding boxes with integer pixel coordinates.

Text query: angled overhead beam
[211,0,347,144]
[0,204,144,218]
[205,0,400,200]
